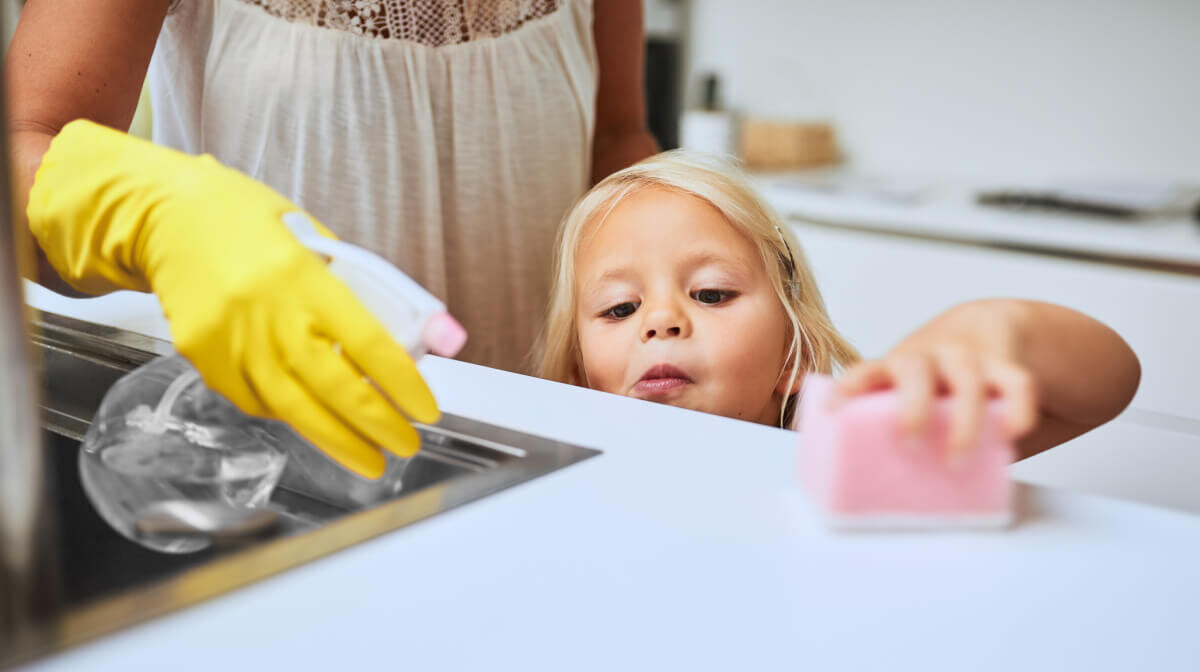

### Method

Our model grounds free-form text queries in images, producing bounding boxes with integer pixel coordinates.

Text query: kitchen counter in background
[754,173,1200,272]
[21,288,1200,671]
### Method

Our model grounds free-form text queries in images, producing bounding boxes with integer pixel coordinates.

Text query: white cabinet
[792,221,1200,422]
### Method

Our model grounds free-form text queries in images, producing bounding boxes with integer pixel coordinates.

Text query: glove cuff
[27,120,163,293]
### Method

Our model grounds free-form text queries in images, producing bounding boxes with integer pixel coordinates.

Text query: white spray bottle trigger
[281,212,467,359]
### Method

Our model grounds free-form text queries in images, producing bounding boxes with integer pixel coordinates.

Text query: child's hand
[831,302,1040,457]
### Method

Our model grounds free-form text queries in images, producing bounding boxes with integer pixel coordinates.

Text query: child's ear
[775,371,805,396]
[775,348,807,396]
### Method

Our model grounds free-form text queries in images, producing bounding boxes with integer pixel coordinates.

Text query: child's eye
[600,301,639,319]
[692,289,737,305]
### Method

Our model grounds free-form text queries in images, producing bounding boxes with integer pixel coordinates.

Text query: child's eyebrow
[593,267,638,284]
[580,254,756,296]
[578,267,639,301]
[681,252,755,279]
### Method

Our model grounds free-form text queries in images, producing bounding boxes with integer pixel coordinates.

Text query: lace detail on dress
[237,0,565,45]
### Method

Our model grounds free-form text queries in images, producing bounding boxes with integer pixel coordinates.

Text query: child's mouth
[633,364,693,398]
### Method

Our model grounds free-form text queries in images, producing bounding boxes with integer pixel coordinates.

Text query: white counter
[25,290,1200,672]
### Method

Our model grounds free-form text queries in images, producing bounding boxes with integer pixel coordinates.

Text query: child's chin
[649,394,722,418]
[647,398,774,426]
[635,391,700,412]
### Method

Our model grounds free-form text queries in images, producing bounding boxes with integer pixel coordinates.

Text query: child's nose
[640,305,691,342]
[644,325,681,340]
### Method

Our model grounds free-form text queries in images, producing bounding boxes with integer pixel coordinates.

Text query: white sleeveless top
[148,0,597,372]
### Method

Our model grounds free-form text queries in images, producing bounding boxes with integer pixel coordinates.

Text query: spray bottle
[282,212,467,360]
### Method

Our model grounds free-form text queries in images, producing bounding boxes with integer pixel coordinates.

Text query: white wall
[686,0,1200,183]
[644,0,686,38]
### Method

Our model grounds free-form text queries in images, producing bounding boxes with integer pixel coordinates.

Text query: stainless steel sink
[5,311,598,667]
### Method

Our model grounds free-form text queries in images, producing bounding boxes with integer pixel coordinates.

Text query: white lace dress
[148,0,598,372]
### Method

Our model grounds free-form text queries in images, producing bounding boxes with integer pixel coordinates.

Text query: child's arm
[833,299,1140,459]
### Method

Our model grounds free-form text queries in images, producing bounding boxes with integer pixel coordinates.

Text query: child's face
[574,187,795,425]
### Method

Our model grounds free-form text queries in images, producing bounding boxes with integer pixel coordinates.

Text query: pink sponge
[795,374,1015,529]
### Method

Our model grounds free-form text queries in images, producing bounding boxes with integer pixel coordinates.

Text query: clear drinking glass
[79,356,288,553]
[79,355,412,553]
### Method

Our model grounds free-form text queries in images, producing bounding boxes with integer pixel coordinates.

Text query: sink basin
[6,311,598,667]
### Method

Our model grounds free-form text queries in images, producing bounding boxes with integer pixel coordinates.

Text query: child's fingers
[833,355,937,435]
[984,360,1040,438]
[831,360,893,407]
[934,346,986,457]
[885,354,935,435]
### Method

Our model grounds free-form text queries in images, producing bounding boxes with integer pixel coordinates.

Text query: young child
[535,151,1141,459]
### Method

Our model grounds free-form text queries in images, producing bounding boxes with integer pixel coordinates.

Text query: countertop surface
[24,288,1200,671]
[754,173,1200,271]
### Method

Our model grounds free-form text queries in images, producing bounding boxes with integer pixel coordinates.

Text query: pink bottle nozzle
[422,312,468,358]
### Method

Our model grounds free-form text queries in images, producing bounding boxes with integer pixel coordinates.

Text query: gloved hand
[27,120,437,478]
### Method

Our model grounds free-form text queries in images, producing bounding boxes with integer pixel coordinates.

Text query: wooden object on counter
[739,119,839,170]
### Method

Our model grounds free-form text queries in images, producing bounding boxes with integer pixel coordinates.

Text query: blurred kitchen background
[647,0,1200,501]
[646,0,1200,181]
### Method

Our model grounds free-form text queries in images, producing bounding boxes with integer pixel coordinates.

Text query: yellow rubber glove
[27,120,438,478]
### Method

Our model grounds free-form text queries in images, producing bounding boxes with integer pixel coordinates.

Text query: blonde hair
[533,150,859,427]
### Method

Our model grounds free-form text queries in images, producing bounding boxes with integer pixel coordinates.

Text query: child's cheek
[708,302,789,387]
[578,327,624,392]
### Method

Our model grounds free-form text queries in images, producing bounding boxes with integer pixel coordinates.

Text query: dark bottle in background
[643,0,688,150]
[645,35,681,149]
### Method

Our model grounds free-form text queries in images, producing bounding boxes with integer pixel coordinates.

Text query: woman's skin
[5,0,657,295]
[7,0,172,296]
[590,1,660,184]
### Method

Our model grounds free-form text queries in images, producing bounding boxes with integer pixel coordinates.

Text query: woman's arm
[836,299,1141,460]
[591,0,659,184]
[6,0,170,295]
